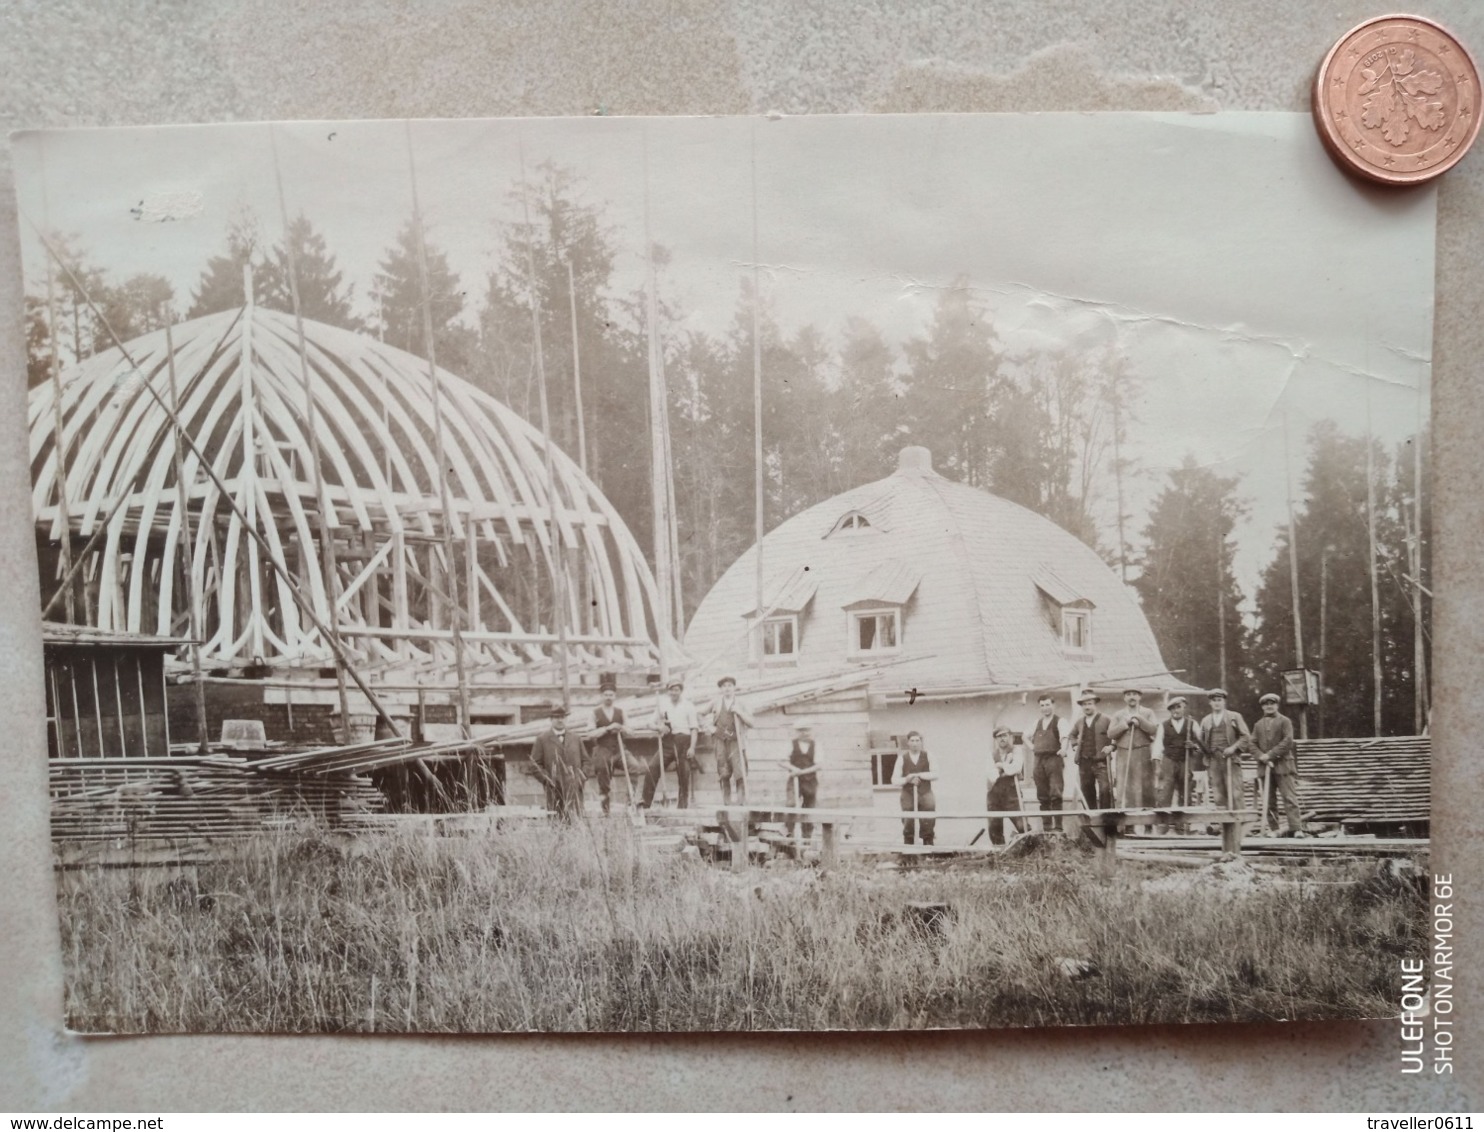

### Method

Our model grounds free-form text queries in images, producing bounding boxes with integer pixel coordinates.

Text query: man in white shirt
[986,725,1026,846]
[656,677,699,809]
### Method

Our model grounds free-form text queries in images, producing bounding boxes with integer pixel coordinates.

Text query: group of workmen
[529,675,1308,842]
[530,674,815,820]
[1002,685,1309,839]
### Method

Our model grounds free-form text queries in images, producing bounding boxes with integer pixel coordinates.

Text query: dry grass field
[55,821,1424,1032]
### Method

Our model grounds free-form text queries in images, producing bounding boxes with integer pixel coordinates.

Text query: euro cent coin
[1313,14,1481,185]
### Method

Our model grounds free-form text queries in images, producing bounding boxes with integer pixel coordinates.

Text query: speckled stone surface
[1,0,1481,1111]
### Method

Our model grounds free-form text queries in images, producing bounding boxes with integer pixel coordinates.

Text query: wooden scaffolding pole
[1413,384,1429,733]
[271,126,354,742]
[1282,411,1308,739]
[164,321,210,752]
[406,122,473,737]
[1365,386,1383,735]
[751,123,766,686]
[642,129,673,675]
[520,141,572,707]
[39,133,75,623]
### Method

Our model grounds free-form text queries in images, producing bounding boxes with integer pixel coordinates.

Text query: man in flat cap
[587,678,627,815]
[651,677,699,809]
[1252,692,1307,836]
[1153,695,1206,834]
[531,704,586,819]
[1067,690,1114,809]
[1109,688,1159,824]
[986,724,1026,846]
[1198,688,1251,809]
[704,675,753,805]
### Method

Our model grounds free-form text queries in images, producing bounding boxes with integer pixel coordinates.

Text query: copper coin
[1313,13,1481,185]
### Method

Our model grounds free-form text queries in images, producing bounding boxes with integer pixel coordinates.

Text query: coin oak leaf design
[1358,47,1447,146]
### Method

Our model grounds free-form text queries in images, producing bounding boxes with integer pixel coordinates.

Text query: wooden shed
[43,624,180,760]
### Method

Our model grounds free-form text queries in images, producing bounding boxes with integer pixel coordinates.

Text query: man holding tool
[986,724,1027,846]
[1109,687,1159,830]
[1198,688,1250,811]
[587,677,627,815]
[705,675,753,805]
[1153,695,1205,835]
[783,721,820,844]
[1068,690,1114,810]
[1251,692,1308,837]
[892,730,936,846]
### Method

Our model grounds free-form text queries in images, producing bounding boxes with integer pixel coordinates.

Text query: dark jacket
[531,728,586,783]
[1251,712,1297,775]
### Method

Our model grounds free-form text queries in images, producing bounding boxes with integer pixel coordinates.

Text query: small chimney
[897,446,933,475]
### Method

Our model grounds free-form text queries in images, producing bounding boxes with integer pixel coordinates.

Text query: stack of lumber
[1296,735,1430,826]
[48,756,383,843]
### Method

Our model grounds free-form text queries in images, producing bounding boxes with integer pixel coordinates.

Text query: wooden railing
[712,805,1260,874]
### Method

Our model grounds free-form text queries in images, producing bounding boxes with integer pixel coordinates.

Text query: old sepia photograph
[12,112,1434,1033]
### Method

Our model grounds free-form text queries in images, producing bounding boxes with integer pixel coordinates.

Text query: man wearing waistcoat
[1252,692,1308,836]
[588,678,626,815]
[784,722,819,842]
[1198,688,1250,809]
[1153,695,1206,834]
[1068,690,1114,809]
[705,675,753,805]
[1029,693,1067,831]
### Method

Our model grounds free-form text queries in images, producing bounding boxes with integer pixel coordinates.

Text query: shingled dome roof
[29,305,667,675]
[684,446,1185,696]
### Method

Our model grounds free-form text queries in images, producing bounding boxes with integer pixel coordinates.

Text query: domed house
[683,446,1197,842]
[30,300,671,772]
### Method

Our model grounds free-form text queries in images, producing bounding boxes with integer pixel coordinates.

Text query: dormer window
[849,607,900,655]
[745,566,817,663]
[1034,566,1095,655]
[759,614,798,661]
[828,511,874,536]
[1061,608,1091,651]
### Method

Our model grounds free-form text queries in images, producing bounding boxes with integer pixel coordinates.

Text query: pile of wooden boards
[48,756,384,843]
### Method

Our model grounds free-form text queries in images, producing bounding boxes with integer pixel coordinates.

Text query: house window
[870,750,898,786]
[850,607,900,655]
[759,614,797,660]
[828,511,874,536]
[1062,608,1091,651]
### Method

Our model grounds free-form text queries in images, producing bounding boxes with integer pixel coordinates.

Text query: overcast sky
[12,112,1436,610]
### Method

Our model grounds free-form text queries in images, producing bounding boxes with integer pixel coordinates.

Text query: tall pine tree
[370,219,472,374]
[1131,457,1251,695]
[260,214,364,331]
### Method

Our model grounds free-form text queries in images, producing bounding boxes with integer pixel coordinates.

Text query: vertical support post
[1097,822,1119,879]
[1413,382,1428,733]
[164,321,210,753]
[641,129,673,676]
[1365,386,1383,736]
[821,822,837,868]
[1282,411,1308,739]
[37,135,76,624]
[518,141,571,709]
[751,124,766,685]
[406,123,473,736]
[1221,817,1242,856]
